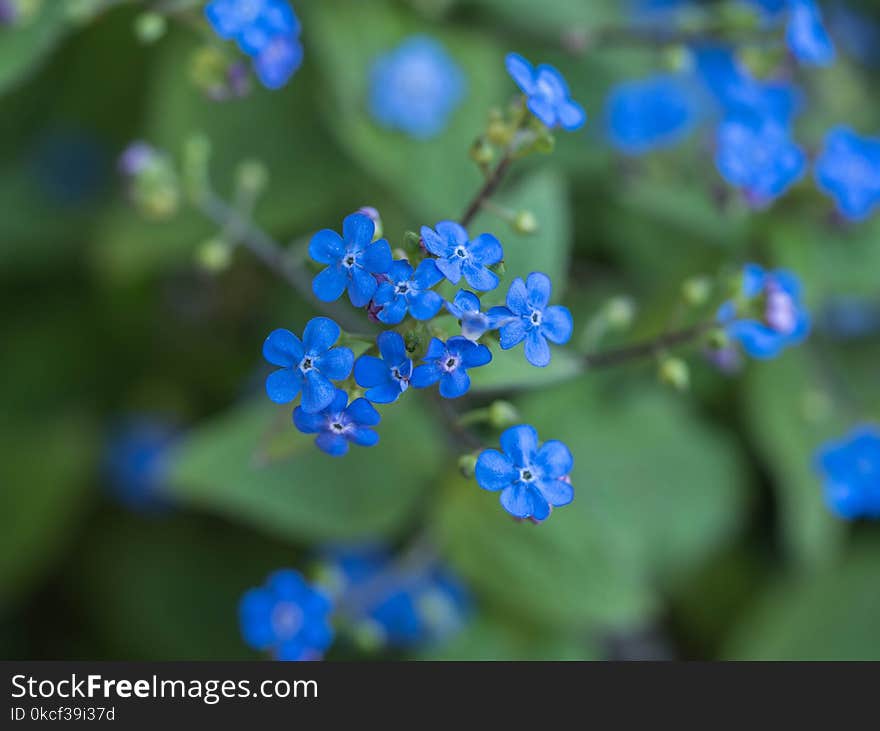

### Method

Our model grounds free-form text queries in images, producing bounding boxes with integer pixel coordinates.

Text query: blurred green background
[1,0,879,661]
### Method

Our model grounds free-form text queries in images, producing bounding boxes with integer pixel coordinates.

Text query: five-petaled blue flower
[505,53,586,131]
[786,0,836,67]
[420,221,503,291]
[815,425,880,520]
[369,36,466,140]
[293,388,381,456]
[263,317,354,413]
[717,263,810,359]
[496,272,573,367]
[814,126,880,221]
[475,424,574,522]
[239,569,334,661]
[354,331,413,404]
[445,290,511,341]
[411,336,492,399]
[310,213,393,307]
[373,259,444,325]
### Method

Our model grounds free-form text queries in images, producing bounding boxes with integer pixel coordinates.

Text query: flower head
[475,424,574,522]
[369,36,466,139]
[496,272,573,367]
[814,126,880,221]
[293,388,380,456]
[411,336,492,399]
[815,425,880,520]
[717,263,810,359]
[786,0,835,67]
[420,221,503,291]
[239,569,333,661]
[310,213,393,307]
[373,259,444,325]
[354,331,413,404]
[445,290,512,341]
[505,53,586,131]
[263,317,354,413]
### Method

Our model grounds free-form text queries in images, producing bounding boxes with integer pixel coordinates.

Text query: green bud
[604,296,636,331]
[661,45,691,73]
[197,238,232,272]
[391,247,409,261]
[681,276,713,307]
[658,357,690,392]
[188,45,229,96]
[488,401,519,429]
[486,120,513,147]
[512,210,538,235]
[458,454,478,479]
[707,327,729,350]
[351,619,386,652]
[532,129,555,155]
[134,12,166,44]
[236,159,269,196]
[489,260,506,276]
[469,138,495,166]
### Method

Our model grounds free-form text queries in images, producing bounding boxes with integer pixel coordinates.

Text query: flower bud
[604,296,636,331]
[197,238,232,272]
[707,327,729,350]
[357,206,383,240]
[658,357,690,392]
[681,276,712,307]
[236,159,269,196]
[458,453,477,479]
[512,210,538,235]
[469,138,495,166]
[487,120,512,147]
[488,401,519,429]
[134,11,166,44]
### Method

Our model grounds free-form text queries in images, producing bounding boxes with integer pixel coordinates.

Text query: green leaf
[469,340,583,394]
[168,395,448,542]
[0,2,68,96]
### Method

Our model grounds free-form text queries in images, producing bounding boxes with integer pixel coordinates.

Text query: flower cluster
[204,0,302,89]
[815,426,880,520]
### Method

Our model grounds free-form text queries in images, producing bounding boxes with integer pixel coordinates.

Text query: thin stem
[583,321,713,370]
[432,394,485,450]
[460,154,513,229]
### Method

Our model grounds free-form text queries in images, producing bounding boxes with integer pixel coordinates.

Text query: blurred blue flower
[293,388,381,456]
[310,213,392,307]
[263,317,354,413]
[104,418,176,512]
[420,221,503,291]
[253,34,303,89]
[32,129,109,206]
[786,0,836,66]
[354,331,413,404]
[816,297,880,340]
[497,272,573,367]
[369,36,466,139]
[718,263,810,359]
[445,290,511,341]
[411,336,492,399]
[814,126,880,221]
[239,569,333,661]
[505,53,586,131]
[476,424,574,522]
[606,74,699,155]
[715,117,806,205]
[815,425,880,519]
[118,141,158,177]
[829,3,880,66]
[373,259,444,325]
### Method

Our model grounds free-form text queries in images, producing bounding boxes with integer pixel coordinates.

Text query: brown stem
[460,154,513,229]
[583,322,713,370]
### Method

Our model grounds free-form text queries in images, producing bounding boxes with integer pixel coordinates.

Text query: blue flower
[354,332,413,404]
[253,34,303,89]
[814,126,880,221]
[715,117,805,205]
[496,272,573,367]
[717,263,810,359]
[310,213,393,307]
[205,0,299,56]
[411,336,492,399]
[475,424,574,522]
[420,221,503,291]
[104,418,176,512]
[505,53,586,131]
[815,425,880,520]
[605,74,699,155]
[372,259,444,325]
[263,317,354,413]
[293,388,380,456]
[786,0,835,67]
[239,569,334,661]
[369,36,466,139]
[445,290,511,341]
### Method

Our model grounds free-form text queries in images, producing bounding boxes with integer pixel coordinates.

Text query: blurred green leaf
[459,0,621,36]
[0,2,67,97]
[168,395,447,542]
[469,340,583,393]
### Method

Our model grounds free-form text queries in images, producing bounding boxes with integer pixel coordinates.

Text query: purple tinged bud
[118,141,157,177]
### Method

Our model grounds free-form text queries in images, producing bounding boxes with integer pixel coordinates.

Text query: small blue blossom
[817,297,880,341]
[354,332,413,404]
[496,272,573,367]
[104,418,176,512]
[786,0,836,66]
[310,213,393,307]
[717,263,810,359]
[253,34,303,89]
[420,221,503,291]
[373,259,444,325]
[475,424,574,522]
[263,317,354,413]
[118,141,158,177]
[505,53,586,131]
[411,336,492,399]
[369,36,466,139]
[239,569,334,661]
[605,75,699,155]
[445,290,511,341]
[294,388,381,456]
[715,117,806,205]
[814,126,880,221]
[815,425,880,519]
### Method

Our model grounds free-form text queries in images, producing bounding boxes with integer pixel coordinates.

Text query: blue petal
[377,296,408,325]
[328,388,349,414]
[505,53,535,94]
[411,362,442,388]
[343,212,375,248]
[538,477,574,507]
[276,639,307,661]
[349,427,379,447]
[435,256,463,284]
[303,317,341,354]
[439,368,470,399]
[470,233,504,266]
[420,225,449,257]
[500,424,539,465]
[409,290,444,320]
[386,259,414,283]
[365,381,404,404]
[530,492,552,521]
[313,265,348,302]
[253,36,303,90]
[301,370,337,413]
[524,330,551,366]
[266,369,302,404]
[316,346,353,381]
[475,449,517,491]
[462,261,499,291]
[372,281,396,307]
[534,440,573,480]
[348,266,378,307]
[354,355,390,388]
[268,569,308,599]
[309,229,345,264]
[315,432,349,456]
[239,588,274,649]
[527,95,557,128]
[361,239,393,274]
[424,337,447,360]
[499,318,528,349]
[499,483,542,519]
[293,407,326,434]
[263,328,304,367]
[413,259,444,288]
[460,342,492,368]
[487,306,515,328]
[377,331,408,364]
[742,263,766,298]
[727,320,784,359]
[541,306,573,344]
[448,290,480,317]
[558,99,586,131]
[345,398,381,427]
[436,221,468,246]
[526,272,552,309]
[505,277,529,315]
